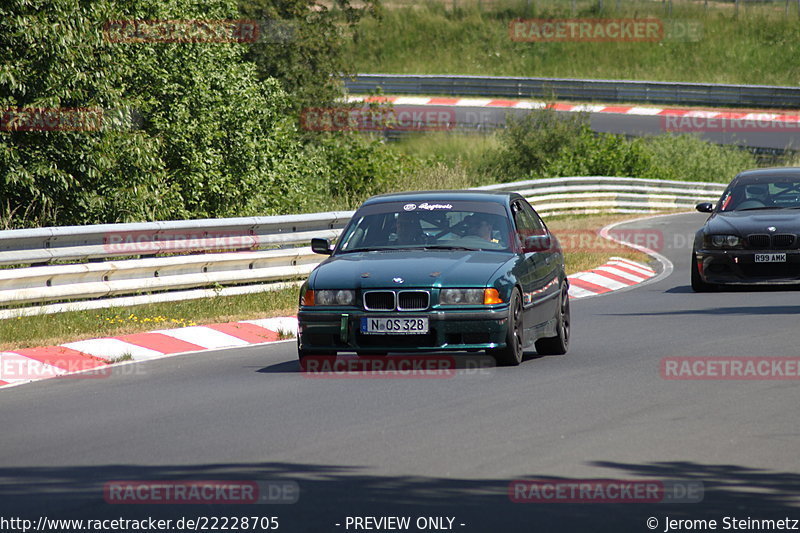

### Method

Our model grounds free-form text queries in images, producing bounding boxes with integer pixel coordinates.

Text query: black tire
[490,288,524,366]
[691,252,715,292]
[535,284,570,356]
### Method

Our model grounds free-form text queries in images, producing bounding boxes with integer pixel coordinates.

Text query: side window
[519,201,545,233]
[512,201,537,245]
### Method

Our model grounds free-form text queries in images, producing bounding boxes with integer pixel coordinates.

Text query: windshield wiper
[339,247,382,253]
[736,206,789,211]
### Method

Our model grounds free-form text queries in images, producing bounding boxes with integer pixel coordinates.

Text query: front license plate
[754,253,786,263]
[361,317,429,335]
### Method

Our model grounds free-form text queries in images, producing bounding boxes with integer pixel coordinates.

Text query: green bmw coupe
[297,190,570,366]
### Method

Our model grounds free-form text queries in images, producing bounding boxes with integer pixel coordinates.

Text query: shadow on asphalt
[667,284,800,294]
[609,305,800,316]
[0,461,797,532]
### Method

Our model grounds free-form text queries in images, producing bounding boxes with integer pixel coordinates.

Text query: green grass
[0,287,299,351]
[346,1,800,86]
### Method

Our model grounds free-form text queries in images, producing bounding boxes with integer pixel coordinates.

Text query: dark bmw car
[692,167,800,291]
[297,190,570,366]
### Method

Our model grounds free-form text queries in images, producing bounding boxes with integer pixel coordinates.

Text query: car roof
[361,190,518,206]
[733,167,800,184]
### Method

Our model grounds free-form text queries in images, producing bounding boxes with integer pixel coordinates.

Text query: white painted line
[608,257,656,276]
[574,104,607,113]
[608,264,655,278]
[243,317,299,336]
[567,285,598,299]
[155,326,251,349]
[571,271,630,290]
[743,113,778,121]
[685,110,721,118]
[594,265,648,283]
[393,96,435,105]
[627,107,664,116]
[62,338,164,361]
[453,99,493,107]
[0,352,67,383]
[514,101,547,109]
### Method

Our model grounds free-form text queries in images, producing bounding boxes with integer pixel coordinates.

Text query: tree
[0,0,319,226]
[239,0,382,115]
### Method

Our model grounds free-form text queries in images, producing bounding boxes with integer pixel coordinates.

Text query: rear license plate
[754,253,786,263]
[361,317,429,335]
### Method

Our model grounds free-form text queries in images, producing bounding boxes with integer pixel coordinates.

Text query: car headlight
[440,288,504,305]
[706,234,742,249]
[307,289,355,306]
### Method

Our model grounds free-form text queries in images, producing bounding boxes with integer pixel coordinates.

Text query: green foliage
[480,107,755,183]
[637,133,757,183]
[240,0,381,114]
[305,133,420,207]
[0,0,368,226]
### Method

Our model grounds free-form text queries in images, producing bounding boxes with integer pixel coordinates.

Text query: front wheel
[691,252,715,292]
[490,289,524,366]
[535,284,570,356]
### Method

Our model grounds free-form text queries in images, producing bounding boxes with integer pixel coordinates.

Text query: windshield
[719,178,800,211]
[336,200,512,252]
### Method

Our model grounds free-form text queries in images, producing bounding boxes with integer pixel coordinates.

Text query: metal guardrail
[345,74,800,110]
[0,177,726,318]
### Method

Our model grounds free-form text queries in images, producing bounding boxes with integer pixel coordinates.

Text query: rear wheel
[490,289,524,366]
[534,284,570,356]
[691,252,715,292]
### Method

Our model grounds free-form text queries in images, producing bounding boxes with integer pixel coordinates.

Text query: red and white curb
[0,257,655,389]
[348,95,800,126]
[0,317,298,389]
[567,256,656,299]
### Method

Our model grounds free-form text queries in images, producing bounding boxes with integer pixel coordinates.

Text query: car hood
[310,250,513,289]
[706,210,800,235]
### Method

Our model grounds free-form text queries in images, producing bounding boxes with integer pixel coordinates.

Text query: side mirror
[524,234,551,253]
[695,202,714,213]
[311,237,333,255]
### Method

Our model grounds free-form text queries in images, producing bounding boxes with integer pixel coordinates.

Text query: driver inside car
[464,214,499,243]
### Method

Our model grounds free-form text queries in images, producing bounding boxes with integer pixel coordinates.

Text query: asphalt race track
[388,104,800,151]
[1,212,798,532]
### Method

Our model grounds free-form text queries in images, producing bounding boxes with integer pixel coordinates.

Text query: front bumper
[297,306,510,353]
[696,249,800,285]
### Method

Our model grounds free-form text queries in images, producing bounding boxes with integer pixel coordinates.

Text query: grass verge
[0,288,298,351]
[546,212,659,274]
[346,1,800,86]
